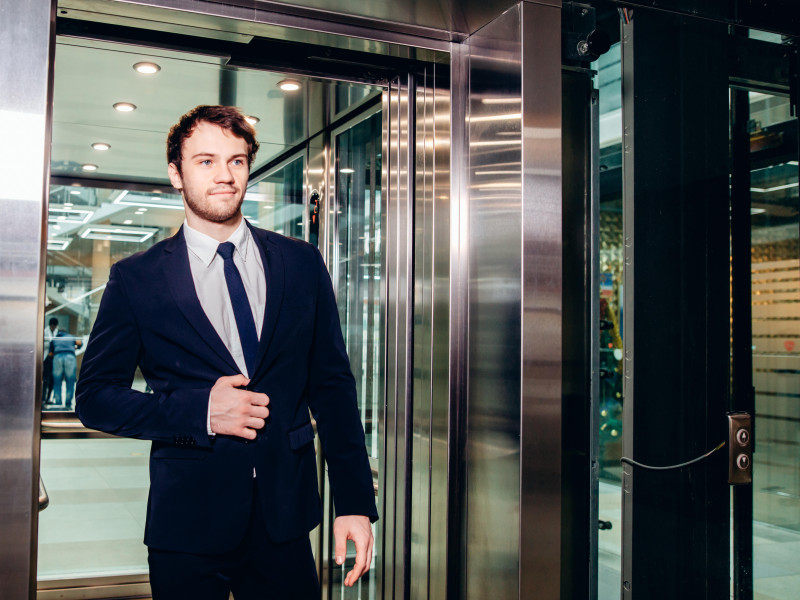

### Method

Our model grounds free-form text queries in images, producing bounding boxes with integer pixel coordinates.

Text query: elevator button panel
[728,412,752,485]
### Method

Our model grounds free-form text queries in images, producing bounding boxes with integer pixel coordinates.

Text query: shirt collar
[183,218,252,268]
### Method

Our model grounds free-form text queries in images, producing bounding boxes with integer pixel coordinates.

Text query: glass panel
[745,92,800,599]
[328,110,383,599]
[594,41,624,600]
[246,155,306,241]
[38,176,305,583]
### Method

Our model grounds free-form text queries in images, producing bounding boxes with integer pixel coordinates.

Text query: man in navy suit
[76,105,377,599]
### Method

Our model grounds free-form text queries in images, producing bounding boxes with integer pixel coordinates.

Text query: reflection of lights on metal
[92,142,111,151]
[340,168,355,174]
[468,113,521,123]
[307,168,324,175]
[113,102,137,112]
[133,62,161,74]
[469,140,522,147]
[277,79,301,91]
[475,170,520,176]
[481,97,522,104]
[245,115,260,125]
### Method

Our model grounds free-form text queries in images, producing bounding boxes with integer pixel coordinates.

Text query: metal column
[0,0,56,597]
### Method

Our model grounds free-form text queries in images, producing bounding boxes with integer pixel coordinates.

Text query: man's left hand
[333,515,373,587]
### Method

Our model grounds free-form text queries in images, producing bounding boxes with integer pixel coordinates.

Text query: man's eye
[200,159,212,166]
[232,159,244,166]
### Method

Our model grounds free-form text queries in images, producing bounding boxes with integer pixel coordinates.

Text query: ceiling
[51,35,377,186]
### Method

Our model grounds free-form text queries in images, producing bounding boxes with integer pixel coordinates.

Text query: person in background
[42,317,59,407]
[50,325,82,410]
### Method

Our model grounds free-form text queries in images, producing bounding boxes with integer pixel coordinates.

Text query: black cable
[620,441,726,471]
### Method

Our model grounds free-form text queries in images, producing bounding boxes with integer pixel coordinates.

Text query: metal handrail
[39,475,49,512]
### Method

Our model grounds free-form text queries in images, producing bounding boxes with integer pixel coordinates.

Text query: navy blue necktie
[216,242,259,376]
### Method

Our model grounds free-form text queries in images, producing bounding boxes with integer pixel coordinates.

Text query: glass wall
[740,90,800,599]
[326,108,383,599]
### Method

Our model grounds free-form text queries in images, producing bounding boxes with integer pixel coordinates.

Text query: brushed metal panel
[428,67,451,600]
[411,66,434,600]
[64,0,452,53]
[465,6,523,599]
[464,3,562,599]
[519,3,562,599]
[0,0,56,598]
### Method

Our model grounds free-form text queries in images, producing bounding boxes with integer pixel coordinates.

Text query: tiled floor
[38,438,150,581]
[597,481,800,600]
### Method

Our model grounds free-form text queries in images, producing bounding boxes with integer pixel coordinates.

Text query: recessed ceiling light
[113,102,137,112]
[340,168,355,174]
[245,115,260,125]
[137,207,148,212]
[133,62,161,74]
[277,79,301,91]
[123,219,133,225]
[82,164,98,171]
[69,190,81,195]
[63,202,73,208]
[92,142,111,151]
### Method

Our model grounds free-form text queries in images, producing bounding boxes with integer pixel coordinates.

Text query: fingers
[345,532,368,587]
[218,373,250,388]
[334,528,347,568]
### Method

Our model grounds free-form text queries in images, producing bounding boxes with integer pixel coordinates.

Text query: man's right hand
[209,374,270,439]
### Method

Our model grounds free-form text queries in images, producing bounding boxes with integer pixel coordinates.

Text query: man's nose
[214,163,234,183]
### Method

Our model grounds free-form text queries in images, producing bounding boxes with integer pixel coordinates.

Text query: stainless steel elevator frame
[0,1,565,598]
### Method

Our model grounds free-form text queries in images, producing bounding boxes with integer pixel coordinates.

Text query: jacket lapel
[162,227,240,373]
[248,222,284,377]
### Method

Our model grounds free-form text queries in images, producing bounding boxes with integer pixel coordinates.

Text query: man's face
[168,121,250,226]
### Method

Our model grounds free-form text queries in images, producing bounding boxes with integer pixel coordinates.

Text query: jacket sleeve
[75,263,212,447]
[306,248,378,522]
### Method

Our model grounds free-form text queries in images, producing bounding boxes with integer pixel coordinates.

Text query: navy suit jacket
[76,223,378,554]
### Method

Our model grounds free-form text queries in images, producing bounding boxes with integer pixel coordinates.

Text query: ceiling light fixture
[113,102,137,112]
[80,225,157,244]
[69,190,81,195]
[91,142,111,151]
[133,62,161,74]
[277,79,301,92]
[245,115,260,125]
[81,164,98,171]
[48,238,72,251]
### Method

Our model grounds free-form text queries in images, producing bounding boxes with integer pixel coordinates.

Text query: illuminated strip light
[80,226,157,243]
[114,194,184,210]
[47,238,72,251]
[751,182,799,193]
[49,208,93,224]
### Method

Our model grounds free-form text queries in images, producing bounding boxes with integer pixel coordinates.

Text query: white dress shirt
[183,219,267,441]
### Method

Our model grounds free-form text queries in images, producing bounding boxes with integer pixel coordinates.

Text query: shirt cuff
[207,394,215,437]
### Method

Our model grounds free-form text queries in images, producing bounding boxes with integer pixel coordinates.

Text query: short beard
[183,190,244,223]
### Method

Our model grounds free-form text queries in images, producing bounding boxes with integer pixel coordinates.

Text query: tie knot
[216,241,236,261]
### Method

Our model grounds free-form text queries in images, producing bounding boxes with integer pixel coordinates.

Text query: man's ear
[167,162,183,191]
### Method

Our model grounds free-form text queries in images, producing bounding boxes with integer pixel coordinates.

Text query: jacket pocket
[288,421,315,450]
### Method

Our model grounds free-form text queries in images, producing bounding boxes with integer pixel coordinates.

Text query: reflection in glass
[593,41,624,600]
[328,110,383,598]
[741,91,800,599]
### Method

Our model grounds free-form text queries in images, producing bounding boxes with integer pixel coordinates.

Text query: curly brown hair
[166,105,259,173]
